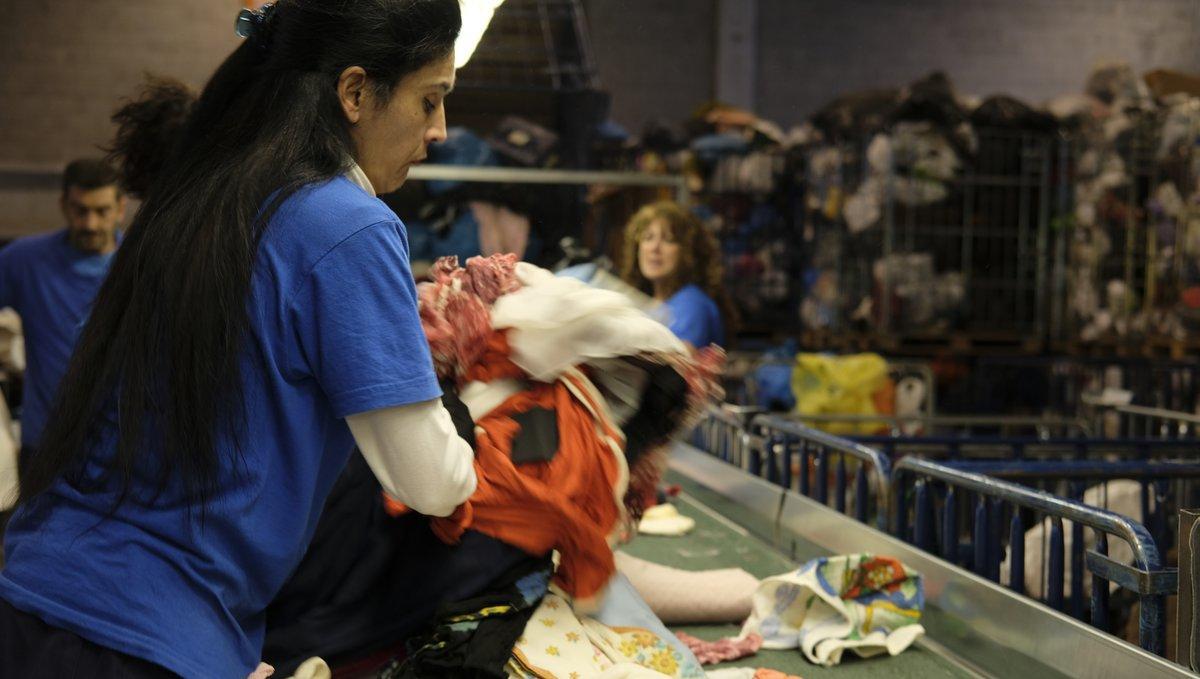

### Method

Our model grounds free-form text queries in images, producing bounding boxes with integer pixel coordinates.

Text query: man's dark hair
[61,158,122,196]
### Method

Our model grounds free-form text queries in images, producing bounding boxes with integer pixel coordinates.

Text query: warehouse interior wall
[0,1,240,238]
[755,0,1200,128]
[587,0,1200,133]
[4,0,1200,237]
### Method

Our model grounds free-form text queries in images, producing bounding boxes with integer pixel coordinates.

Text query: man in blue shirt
[0,159,125,464]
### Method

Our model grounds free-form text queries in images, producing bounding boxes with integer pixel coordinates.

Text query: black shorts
[0,598,176,678]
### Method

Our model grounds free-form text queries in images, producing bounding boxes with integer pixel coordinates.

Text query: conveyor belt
[622,481,976,678]
[634,442,1196,679]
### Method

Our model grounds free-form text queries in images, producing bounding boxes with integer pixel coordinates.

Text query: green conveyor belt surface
[620,471,972,678]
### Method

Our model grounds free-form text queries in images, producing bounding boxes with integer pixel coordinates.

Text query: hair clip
[235,3,275,40]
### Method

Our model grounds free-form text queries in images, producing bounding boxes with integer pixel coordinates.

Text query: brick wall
[0,0,240,237]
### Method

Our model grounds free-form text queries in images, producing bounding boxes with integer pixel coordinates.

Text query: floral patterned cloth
[740,553,925,667]
[507,593,705,678]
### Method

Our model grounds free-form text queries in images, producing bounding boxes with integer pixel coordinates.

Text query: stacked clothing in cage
[262,255,723,676]
[1052,62,1200,341]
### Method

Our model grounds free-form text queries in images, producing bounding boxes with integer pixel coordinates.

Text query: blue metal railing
[691,408,892,529]
[688,405,1184,657]
[791,412,1090,438]
[943,459,1200,586]
[1091,403,1200,441]
[690,403,759,466]
[691,406,892,528]
[856,434,1200,462]
[891,457,1178,655]
[747,414,893,530]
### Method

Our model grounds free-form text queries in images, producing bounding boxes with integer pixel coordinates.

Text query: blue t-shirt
[0,230,116,447]
[664,284,725,347]
[0,177,441,678]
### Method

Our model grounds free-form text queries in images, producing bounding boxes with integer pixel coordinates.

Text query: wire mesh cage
[798,127,1055,342]
[1051,106,1200,351]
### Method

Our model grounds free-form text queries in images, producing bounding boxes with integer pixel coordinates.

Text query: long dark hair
[20,0,462,508]
[107,75,195,200]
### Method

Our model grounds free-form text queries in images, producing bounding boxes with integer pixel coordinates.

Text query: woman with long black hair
[0,2,476,677]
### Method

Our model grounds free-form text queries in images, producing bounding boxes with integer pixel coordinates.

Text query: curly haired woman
[621,201,736,348]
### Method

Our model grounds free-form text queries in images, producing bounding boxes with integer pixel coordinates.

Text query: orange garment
[386,367,627,599]
[463,331,524,383]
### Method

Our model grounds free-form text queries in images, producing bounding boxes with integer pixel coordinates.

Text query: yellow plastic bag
[791,353,891,435]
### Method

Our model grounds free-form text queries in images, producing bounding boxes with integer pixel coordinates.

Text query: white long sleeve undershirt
[346,398,476,517]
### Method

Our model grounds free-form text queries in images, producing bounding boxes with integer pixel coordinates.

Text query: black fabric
[509,407,559,465]
[263,451,533,676]
[440,380,477,451]
[889,71,965,132]
[621,361,690,468]
[382,556,552,679]
[488,116,560,168]
[810,88,900,138]
[18,444,34,478]
[0,598,176,679]
[970,95,1059,133]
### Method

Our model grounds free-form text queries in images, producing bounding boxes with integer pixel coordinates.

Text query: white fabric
[347,398,476,517]
[0,308,24,373]
[459,378,524,421]
[491,264,687,382]
[740,554,925,666]
[636,504,695,537]
[0,396,17,511]
[344,162,376,195]
[289,657,331,679]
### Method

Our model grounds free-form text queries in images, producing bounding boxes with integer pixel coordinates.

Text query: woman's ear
[336,66,370,124]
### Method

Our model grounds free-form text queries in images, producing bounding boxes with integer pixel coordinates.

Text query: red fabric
[419,254,521,380]
[386,369,625,599]
[461,253,520,304]
[419,279,491,380]
[675,632,763,665]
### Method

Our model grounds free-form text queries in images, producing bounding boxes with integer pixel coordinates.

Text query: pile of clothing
[611,548,927,671]
[261,255,724,677]
[1062,63,1200,344]
[390,254,724,599]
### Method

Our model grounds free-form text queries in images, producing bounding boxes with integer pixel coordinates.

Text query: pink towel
[676,631,763,665]
[615,551,759,624]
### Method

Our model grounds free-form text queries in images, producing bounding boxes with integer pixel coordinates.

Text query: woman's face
[351,52,456,194]
[637,218,681,286]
